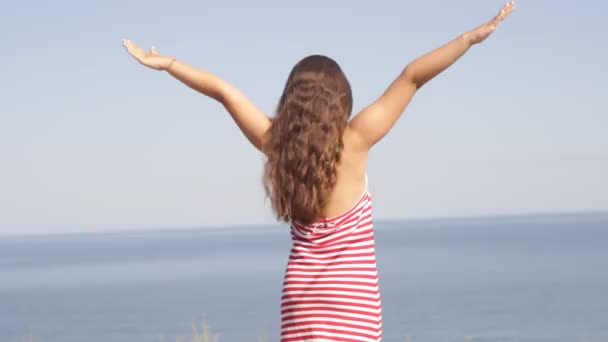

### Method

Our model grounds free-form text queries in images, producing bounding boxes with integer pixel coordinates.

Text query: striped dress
[281,176,383,341]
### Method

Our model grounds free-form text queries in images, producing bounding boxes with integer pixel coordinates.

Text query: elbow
[401,66,420,90]
[213,85,230,104]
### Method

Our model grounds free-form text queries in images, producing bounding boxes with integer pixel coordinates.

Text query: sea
[1,212,607,342]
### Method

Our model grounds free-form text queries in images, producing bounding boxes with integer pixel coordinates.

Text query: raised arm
[348,1,515,150]
[122,40,271,151]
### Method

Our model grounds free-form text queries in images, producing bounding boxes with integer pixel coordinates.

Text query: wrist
[461,32,474,47]
[163,57,177,71]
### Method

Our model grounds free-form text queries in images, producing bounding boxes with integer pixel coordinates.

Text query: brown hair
[263,55,353,224]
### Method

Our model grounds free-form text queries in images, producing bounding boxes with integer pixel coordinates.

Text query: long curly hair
[263,55,353,225]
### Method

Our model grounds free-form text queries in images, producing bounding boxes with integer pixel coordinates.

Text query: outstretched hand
[466,1,516,45]
[122,39,175,71]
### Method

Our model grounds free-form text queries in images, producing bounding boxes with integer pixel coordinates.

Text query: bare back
[319,126,369,219]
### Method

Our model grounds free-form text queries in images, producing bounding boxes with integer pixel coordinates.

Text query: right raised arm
[122,40,271,152]
[164,59,272,151]
[348,1,515,150]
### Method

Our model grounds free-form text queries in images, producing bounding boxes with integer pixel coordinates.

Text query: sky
[1,0,606,236]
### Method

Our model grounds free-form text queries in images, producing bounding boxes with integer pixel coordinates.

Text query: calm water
[1,212,607,342]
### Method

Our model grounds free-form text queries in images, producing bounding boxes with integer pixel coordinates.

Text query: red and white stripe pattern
[281,186,382,341]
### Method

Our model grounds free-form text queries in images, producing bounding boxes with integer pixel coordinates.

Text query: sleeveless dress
[281,175,383,341]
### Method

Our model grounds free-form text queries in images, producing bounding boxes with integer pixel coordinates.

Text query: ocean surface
[1,212,607,342]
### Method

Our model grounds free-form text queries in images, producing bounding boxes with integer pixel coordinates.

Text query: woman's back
[281,151,382,341]
[320,127,369,220]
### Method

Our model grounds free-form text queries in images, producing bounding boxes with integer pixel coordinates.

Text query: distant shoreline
[1,209,607,240]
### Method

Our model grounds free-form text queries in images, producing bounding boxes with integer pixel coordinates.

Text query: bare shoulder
[260,125,273,157]
[320,126,369,217]
[343,124,369,155]
[340,125,369,177]
[342,123,368,149]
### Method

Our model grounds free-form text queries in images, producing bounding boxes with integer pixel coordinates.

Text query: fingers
[121,39,161,62]
[122,39,142,59]
[122,39,157,67]
[122,38,136,51]
[494,1,516,23]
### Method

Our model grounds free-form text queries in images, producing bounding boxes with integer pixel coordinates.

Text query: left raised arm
[348,1,515,150]
[122,40,271,151]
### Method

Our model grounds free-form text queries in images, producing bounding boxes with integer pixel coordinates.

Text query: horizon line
[1,208,607,240]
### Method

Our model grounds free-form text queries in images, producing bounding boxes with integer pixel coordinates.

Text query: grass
[12,322,500,342]
[11,320,262,342]
[161,320,221,342]
[11,327,39,342]
[161,319,269,342]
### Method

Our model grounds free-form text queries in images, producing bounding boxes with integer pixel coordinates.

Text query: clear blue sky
[1,0,606,235]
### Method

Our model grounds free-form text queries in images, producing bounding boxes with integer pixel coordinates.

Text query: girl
[123,2,515,340]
